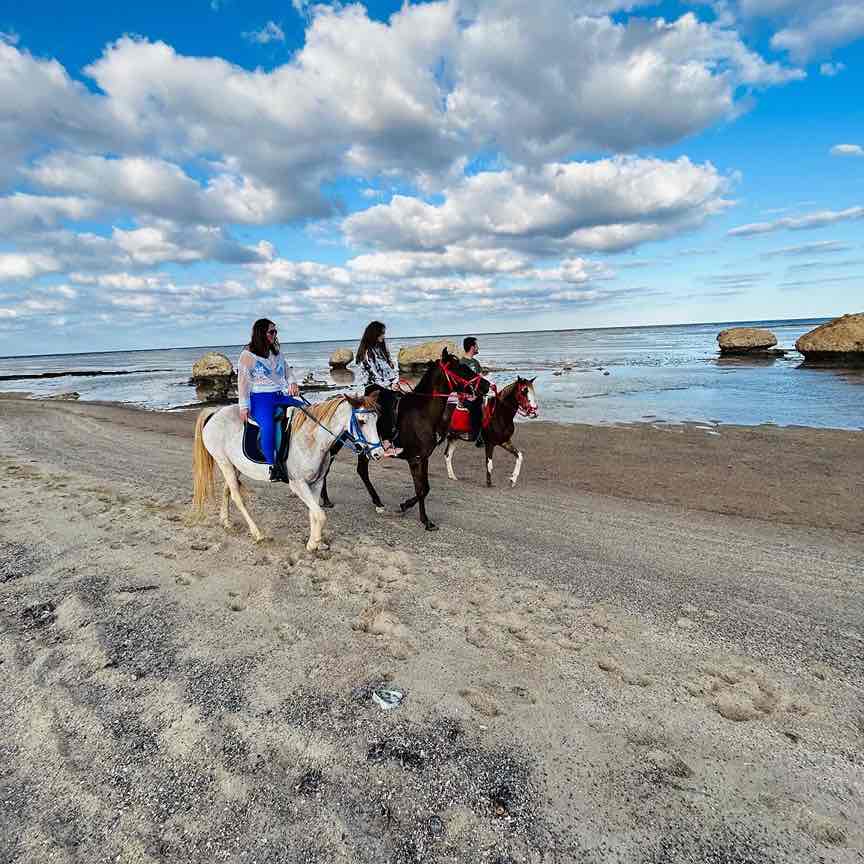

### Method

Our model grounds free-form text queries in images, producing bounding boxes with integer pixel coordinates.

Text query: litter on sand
[372,688,405,710]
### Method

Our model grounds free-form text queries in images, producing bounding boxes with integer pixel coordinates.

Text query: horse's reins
[408,360,486,399]
[295,395,382,456]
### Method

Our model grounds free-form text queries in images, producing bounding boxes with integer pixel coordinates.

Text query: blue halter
[342,407,383,456]
[296,397,382,457]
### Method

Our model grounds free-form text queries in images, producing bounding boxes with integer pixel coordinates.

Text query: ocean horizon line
[0,314,834,361]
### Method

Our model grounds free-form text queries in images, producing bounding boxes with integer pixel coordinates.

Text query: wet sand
[1,396,862,863]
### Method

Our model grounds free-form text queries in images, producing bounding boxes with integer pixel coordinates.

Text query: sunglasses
[267,328,278,335]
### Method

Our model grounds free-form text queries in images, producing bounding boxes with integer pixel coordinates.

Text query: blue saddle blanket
[242,408,291,464]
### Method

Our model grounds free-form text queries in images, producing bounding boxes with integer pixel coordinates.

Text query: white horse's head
[342,391,384,460]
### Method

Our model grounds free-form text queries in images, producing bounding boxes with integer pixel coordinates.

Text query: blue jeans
[249,391,304,464]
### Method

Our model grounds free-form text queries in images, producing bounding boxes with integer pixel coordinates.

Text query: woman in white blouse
[238,319,302,482]
[357,320,402,456]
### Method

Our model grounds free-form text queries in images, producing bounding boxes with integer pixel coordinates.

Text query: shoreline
[1,394,860,534]
[2,388,862,434]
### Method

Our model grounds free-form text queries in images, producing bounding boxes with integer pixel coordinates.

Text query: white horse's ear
[529,376,537,384]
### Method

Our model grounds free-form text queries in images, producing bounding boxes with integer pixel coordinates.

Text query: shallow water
[1,318,862,430]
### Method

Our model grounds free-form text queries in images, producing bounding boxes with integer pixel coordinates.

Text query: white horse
[192,393,381,550]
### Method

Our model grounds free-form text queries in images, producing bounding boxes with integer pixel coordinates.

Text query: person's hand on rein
[239,407,249,422]
[287,382,300,397]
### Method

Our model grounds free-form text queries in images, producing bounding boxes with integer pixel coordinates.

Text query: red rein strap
[424,360,484,398]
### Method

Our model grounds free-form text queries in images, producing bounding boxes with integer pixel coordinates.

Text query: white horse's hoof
[375,506,386,515]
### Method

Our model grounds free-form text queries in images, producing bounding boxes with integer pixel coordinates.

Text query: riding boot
[269,463,289,483]
[474,430,485,448]
[269,416,291,482]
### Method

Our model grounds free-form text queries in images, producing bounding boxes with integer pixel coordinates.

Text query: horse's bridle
[297,397,382,457]
[343,407,382,456]
[516,384,538,417]
[436,359,485,398]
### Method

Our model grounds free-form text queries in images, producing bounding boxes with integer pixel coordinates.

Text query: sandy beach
[2,395,862,863]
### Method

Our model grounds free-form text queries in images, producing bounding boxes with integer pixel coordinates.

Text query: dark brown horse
[320,349,489,530]
[443,377,538,487]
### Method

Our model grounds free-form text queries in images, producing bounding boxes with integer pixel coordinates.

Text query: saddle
[447,395,494,439]
[242,408,293,464]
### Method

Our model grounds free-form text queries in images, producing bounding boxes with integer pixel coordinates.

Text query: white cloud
[446,7,801,162]
[738,1,864,61]
[0,253,61,281]
[243,21,286,45]
[0,193,99,232]
[346,157,732,255]
[728,205,864,236]
[0,31,19,45]
[830,144,864,158]
[819,61,846,76]
[761,240,851,257]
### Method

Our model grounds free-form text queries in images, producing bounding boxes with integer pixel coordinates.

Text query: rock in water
[329,348,353,368]
[192,352,233,378]
[717,328,778,354]
[191,351,236,401]
[796,313,864,365]
[397,340,459,372]
[47,392,80,400]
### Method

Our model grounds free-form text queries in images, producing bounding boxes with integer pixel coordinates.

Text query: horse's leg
[485,441,495,487]
[218,460,265,542]
[500,439,523,486]
[220,479,231,528]
[320,440,343,509]
[414,457,437,531]
[357,453,386,514]
[444,436,459,481]
[289,477,327,552]
[399,458,420,512]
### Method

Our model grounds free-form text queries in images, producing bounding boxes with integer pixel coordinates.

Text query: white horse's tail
[192,408,218,513]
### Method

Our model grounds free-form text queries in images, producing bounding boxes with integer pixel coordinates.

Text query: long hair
[247,318,279,358]
[357,320,390,365]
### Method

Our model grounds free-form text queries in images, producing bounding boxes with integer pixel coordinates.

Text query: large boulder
[398,340,459,372]
[192,352,234,379]
[717,328,777,354]
[329,348,353,368]
[796,313,864,364]
[191,352,236,402]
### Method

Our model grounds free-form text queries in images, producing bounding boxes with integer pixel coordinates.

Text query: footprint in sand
[685,663,799,722]
[352,606,408,639]
[597,656,652,688]
[459,685,501,717]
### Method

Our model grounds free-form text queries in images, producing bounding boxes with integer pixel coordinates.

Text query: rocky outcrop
[717,328,778,354]
[329,348,353,368]
[397,340,459,372]
[190,352,236,402]
[796,313,864,364]
[192,352,234,378]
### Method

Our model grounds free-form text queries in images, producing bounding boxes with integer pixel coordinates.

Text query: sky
[0,0,862,355]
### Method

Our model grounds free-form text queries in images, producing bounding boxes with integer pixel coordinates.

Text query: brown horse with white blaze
[443,377,538,487]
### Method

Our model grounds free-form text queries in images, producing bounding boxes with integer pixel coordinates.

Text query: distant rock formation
[329,348,353,368]
[397,340,459,372]
[192,352,234,378]
[717,328,778,355]
[796,313,864,365]
[190,352,236,402]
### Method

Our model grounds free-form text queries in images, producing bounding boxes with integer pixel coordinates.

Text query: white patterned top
[237,349,296,409]
[360,345,399,389]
